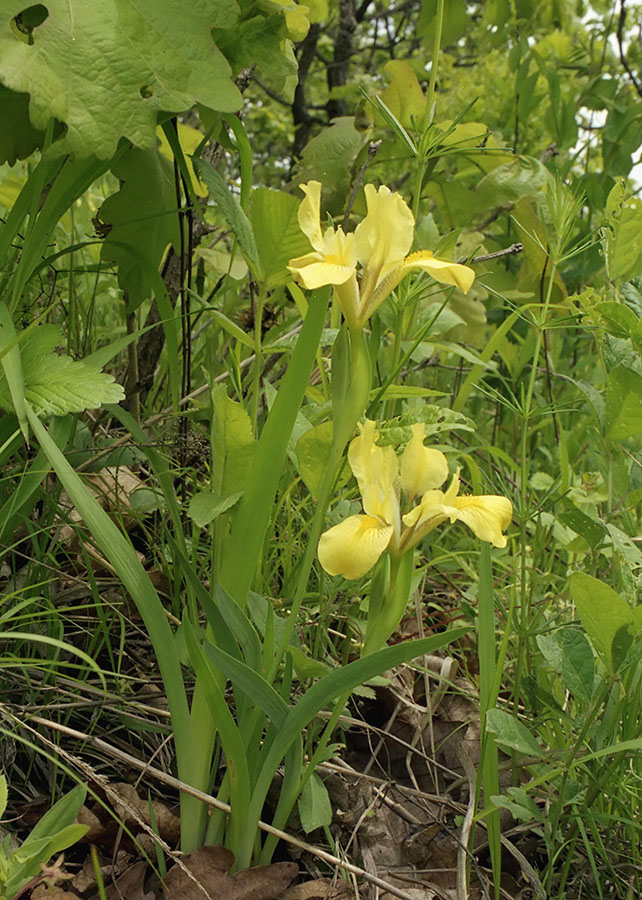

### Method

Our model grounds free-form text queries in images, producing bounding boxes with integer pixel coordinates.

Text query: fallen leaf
[278,878,352,899]
[31,887,76,899]
[100,860,155,900]
[162,845,298,900]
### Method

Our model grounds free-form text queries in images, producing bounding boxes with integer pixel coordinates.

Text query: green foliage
[603,180,642,284]
[0,324,124,417]
[569,572,642,674]
[248,188,312,288]
[3,1,642,895]
[0,0,242,158]
[0,778,88,900]
[99,146,180,308]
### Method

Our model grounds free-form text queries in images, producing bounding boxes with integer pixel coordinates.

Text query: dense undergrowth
[2,1,642,899]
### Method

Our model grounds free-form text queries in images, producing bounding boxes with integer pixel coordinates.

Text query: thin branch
[618,0,642,99]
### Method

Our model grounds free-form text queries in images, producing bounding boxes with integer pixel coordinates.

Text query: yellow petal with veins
[453,495,513,548]
[348,420,399,525]
[287,253,356,289]
[400,251,475,293]
[297,181,324,250]
[400,423,449,501]
[318,515,394,579]
[354,184,415,278]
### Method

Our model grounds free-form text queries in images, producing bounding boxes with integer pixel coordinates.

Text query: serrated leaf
[100,146,180,308]
[248,187,311,287]
[195,158,261,275]
[0,0,242,159]
[0,325,124,417]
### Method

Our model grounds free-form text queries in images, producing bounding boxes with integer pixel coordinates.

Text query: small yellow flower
[317,420,512,579]
[288,181,475,328]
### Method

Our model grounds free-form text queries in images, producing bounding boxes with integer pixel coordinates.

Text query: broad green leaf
[99,146,180,308]
[569,572,636,673]
[0,83,52,164]
[419,0,469,46]
[298,773,332,833]
[23,785,86,846]
[476,156,547,206]
[556,498,605,549]
[248,188,311,287]
[211,386,256,497]
[213,10,297,98]
[604,180,642,283]
[287,645,332,680]
[296,118,368,209]
[188,490,242,528]
[603,89,642,177]
[0,0,241,159]
[490,787,542,824]
[485,709,547,758]
[596,300,640,341]
[0,325,124,417]
[537,627,595,703]
[604,366,642,441]
[195,247,247,281]
[379,60,427,130]
[295,421,334,498]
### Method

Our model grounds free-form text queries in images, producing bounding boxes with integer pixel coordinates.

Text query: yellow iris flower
[318,420,512,579]
[288,182,475,329]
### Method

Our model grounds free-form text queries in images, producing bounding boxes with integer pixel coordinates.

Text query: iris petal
[297,181,324,251]
[348,420,399,525]
[400,423,449,500]
[454,495,513,548]
[400,251,475,293]
[354,184,415,274]
[318,515,394,579]
[288,257,356,289]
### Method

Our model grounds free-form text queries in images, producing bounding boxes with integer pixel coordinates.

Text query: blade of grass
[23,403,202,850]
[477,542,501,900]
[207,627,469,869]
[219,287,330,608]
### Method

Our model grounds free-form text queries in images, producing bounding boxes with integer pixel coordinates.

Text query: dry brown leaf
[72,848,135,893]
[100,860,155,900]
[278,879,352,900]
[31,887,76,899]
[55,465,145,544]
[111,782,180,845]
[162,845,298,900]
